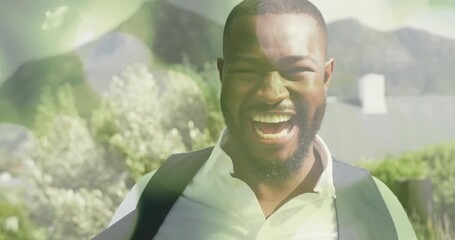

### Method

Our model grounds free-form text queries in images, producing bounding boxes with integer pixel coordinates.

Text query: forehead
[225,14,323,61]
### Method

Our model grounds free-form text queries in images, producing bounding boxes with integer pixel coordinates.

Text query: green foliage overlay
[0,62,223,239]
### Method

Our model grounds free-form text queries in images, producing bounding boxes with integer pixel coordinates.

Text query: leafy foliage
[91,63,214,180]
[168,61,224,142]
[1,62,223,239]
[358,153,429,194]
[25,84,129,240]
[411,213,455,240]
[359,141,455,239]
[0,200,46,240]
[424,143,455,214]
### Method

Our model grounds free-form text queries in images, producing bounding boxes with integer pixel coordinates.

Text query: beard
[221,98,327,184]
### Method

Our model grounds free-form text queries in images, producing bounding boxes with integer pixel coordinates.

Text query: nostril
[256,86,289,105]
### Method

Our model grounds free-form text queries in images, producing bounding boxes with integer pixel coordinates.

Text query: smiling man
[218,12,330,187]
[218,10,333,219]
[102,0,416,239]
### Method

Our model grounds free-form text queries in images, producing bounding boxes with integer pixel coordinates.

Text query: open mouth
[252,113,294,140]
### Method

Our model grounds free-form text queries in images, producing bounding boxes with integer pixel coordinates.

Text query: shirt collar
[313,135,336,198]
[206,128,336,198]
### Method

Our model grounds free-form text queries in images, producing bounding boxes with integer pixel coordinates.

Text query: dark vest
[94,147,398,240]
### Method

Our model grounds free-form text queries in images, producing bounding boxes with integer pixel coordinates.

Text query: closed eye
[281,67,314,79]
[285,67,314,74]
[232,68,263,75]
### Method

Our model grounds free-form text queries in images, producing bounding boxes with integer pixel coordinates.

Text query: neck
[223,142,324,218]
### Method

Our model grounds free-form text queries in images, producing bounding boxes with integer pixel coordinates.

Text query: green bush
[25,84,129,240]
[2,62,221,239]
[0,200,46,240]
[411,213,455,240]
[358,141,455,239]
[358,153,429,194]
[424,143,455,218]
[169,61,224,143]
[91,63,215,180]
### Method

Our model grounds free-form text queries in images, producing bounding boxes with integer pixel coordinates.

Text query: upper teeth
[252,114,292,123]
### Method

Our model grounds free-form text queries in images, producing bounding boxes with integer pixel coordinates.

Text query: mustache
[245,100,297,112]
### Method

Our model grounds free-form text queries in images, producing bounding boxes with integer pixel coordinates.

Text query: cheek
[304,88,327,107]
[291,82,327,118]
[221,80,252,122]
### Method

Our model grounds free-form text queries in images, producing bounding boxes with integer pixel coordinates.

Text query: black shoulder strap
[131,147,214,239]
[333,159,398,240]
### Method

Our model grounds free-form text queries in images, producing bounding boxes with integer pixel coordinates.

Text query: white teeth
[251,114,293,139]
[252,114,291,123]
[254,125,291,139]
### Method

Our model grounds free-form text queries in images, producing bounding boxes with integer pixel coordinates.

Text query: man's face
[218,14,334,178]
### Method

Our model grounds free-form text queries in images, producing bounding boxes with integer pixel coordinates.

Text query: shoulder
[332,158,368,173]
[332,158,372,183]
[108,170,157,226]
[332,159,416,239]
[108,146,215,226]
[372,177,417,239]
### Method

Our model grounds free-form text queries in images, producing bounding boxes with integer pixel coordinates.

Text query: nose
[255,72,289,105]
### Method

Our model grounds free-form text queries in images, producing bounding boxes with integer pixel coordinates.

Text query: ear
[323,58,334,90]
[217,58,224,83]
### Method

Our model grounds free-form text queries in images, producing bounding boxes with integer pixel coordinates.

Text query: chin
[249,143,299,163]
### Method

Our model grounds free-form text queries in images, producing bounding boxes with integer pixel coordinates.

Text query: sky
[0,0,454,84]
[314,0,455,35]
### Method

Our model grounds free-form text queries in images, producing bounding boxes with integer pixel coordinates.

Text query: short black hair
[223,0,328,56]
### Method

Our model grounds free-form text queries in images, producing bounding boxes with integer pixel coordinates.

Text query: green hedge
[358,153,429,194]
[358,141,455,239]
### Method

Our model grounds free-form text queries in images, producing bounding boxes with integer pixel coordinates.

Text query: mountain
[1,1,455,127]
[327,19,455,97]
[114,0,222,67]
[0,54,99,127]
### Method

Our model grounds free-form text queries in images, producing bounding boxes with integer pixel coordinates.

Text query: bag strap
[131,147,214,239]
[333,159,398,240]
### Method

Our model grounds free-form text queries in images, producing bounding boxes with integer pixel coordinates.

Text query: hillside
[327,19,455,97]
[114,0,223,67]
[0,54,99,127]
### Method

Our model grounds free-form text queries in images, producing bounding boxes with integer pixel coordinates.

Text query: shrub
[25,84,129,240]
[411,213,455,240]
[424,143,455,219]
[9,62,221,239]
[358,152,429,194]
[91,63,214,180]
[0,200,46,240]
[166,61,223,143]
[358,141,455,239]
